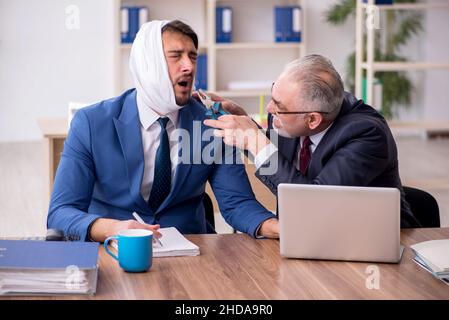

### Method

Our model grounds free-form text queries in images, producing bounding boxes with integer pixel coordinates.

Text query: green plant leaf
[393,13,423,49]
[324,0,356,25]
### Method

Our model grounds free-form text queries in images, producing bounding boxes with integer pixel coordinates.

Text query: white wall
[423,7,449,120]
[304,0,355,89]
[0,0,117,142]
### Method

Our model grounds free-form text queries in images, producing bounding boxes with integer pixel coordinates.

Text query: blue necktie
[148,117,171,211]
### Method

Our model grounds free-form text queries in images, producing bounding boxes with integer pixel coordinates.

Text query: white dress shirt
[136,102,180,202]
[254,124,333,170]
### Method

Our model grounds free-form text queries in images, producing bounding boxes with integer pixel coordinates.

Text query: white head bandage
[129,20,183,115]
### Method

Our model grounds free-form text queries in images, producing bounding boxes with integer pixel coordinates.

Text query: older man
[204,54,420,228]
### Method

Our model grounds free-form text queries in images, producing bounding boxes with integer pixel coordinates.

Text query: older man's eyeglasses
[270,82,330,116]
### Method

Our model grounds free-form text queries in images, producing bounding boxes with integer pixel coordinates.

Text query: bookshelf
[114,0,306,113]
[355,0,449,106]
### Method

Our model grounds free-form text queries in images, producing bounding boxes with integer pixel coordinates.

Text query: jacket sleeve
[208,146,276,238]
[255,124,391,195]
[47,110,102,241]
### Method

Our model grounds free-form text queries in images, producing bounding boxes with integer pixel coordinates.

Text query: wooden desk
[37,118,277,214]
[6,228,449,300]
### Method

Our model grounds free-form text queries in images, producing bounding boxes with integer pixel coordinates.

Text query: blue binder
[274,6,302,43]
[195,54,208,90]
[0,240,99,295]
[0,240,99,269]
[216,7,232,43]
[121,6,149,44]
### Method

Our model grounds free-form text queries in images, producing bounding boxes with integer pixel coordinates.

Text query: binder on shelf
[274,6,302,43]
[195,54,208,90]
[0,240,99,296]
[216,7,232,43]
[121,6,149,44]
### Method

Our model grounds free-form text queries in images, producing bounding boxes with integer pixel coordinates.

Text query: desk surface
[5,228,449,300]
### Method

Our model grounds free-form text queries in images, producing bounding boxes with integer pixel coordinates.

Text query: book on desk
[411,239,449,285]
[0,240,99,296]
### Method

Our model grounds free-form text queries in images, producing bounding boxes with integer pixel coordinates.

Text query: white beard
[272,116,295,138]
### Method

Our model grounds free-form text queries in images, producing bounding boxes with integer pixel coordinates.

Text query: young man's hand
[90,218,162,243]
[258,218,279,239]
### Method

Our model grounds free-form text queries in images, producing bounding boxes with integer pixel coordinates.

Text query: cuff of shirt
[254,142,278,170]
[254,223,265,239]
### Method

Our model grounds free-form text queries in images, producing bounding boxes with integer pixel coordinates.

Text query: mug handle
[104,236,119,261]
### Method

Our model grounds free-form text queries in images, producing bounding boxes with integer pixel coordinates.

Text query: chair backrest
[203,193,215,231]
[403,186,440,228]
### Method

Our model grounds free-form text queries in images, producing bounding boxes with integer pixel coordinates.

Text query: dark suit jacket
[255,92,420,228]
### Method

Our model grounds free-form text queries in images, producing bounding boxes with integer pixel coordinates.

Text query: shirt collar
[301,122,333,147]
[136,96,179,130]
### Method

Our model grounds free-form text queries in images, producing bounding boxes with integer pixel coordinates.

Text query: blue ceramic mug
[104,229,153,272]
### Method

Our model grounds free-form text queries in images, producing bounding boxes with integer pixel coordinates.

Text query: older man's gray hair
[282,54,345,119]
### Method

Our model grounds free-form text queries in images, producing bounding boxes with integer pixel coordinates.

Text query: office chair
[403,186,440,228]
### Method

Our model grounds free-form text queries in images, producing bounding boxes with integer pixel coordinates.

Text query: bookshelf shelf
[360,62,449,71]
[215,90,271,98]
[215,42,303,50]
[355,0,449,105]
[354,0,449,134]
[361,2,449,10]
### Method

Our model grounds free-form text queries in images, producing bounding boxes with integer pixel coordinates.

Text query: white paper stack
[0,269,96,295]
[411,239,449,285]
[227,81,272,91]
[154,227,200,258]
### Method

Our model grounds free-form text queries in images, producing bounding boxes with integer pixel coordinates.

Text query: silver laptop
[278,184,403,263]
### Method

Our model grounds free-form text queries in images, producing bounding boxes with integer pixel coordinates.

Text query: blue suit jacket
[47,89,274,241]
[255,92,420,228]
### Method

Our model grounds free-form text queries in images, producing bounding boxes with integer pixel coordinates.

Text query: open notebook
[110,227,199,258]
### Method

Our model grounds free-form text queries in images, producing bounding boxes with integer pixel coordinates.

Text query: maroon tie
[299,136,312,176]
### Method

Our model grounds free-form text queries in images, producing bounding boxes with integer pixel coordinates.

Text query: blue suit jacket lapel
[113,91,151,214]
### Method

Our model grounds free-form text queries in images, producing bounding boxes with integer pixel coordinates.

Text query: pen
[132,212,163,247]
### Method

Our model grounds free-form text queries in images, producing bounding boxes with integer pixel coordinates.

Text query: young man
[47,20,279,242]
